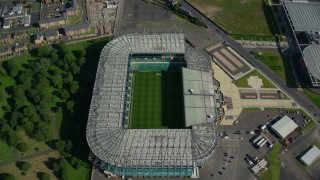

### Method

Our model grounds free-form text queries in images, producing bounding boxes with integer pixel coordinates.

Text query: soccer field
[130,71,185,129]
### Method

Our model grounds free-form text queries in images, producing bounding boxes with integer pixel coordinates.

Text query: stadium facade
[282,0,320,86]
[86,33,224,177]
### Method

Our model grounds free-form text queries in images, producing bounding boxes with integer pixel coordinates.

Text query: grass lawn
[0,139,14,163]
[234,70,276,88]
[31,1,41,12]
[16,131,50,157]
[66,162,91,180]
[304,89,320,108]
[187,0,272,35]
[130,71,184,129]
[253,50,296,87]
[303,120,316,133]
[314,141,320,149]
[260,142,283,180]
[0,151,60,180]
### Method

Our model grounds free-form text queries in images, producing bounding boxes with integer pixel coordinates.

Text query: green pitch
[130,71,184,129]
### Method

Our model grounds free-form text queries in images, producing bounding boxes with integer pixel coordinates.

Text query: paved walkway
[212,62,242,125]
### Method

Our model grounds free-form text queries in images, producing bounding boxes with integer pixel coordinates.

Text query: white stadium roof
[271,115,298,139]
[86,33,223,176]
[303,45,320,80]
[283,1,320,32]
[300,146,320,166]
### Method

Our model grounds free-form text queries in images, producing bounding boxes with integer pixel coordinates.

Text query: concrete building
[64,23,90,37]
[271,115,298,139]
[282,1,320,86]
[2,12,31,29]
[300,146,320,166]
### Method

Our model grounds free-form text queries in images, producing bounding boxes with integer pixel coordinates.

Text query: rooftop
[271,115,298,139]
[303,45,320,80]
[300,146,320,166]
[283,1,320,32]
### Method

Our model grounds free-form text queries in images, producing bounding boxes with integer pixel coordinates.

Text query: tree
[39,172,50,180]
[79,57,86,67]
[54,140,66,152]
[59,89,70,100]
[68,81,79,94]
[63,73,73,84]
[37,46,53,58]
[52,75,63,89]
[0,173,16,180]
[3,61,20,77]
[17,161,31,171]
[66,101,74,113]
[16,142,28,152]
[76,49,86,58]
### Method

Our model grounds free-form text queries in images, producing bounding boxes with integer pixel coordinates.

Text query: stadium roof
[86,33,220,176]
[303,45,320,80]
[283,1,320,32]
[300,146,320,166]
[271,115,298,139]
[182,68,216,127]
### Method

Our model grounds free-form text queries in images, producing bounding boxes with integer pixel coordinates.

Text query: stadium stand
[86,33,224,177]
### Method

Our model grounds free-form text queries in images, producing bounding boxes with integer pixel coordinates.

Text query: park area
[130,71,185,129]
[187,0,272,35]
[0,37,111,180]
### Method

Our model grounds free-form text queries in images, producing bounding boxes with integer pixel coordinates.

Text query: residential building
[0,46,12,58]
[13,31,27,40]
[14,43,27,53]
[42,0,61,4]
[64,23,90,37]
[66,0,78,15]
[0,34,11,43]
[38,13,67,28]
[34,29,59,44]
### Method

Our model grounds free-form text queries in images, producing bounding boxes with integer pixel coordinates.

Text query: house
[0,46,12,58]
[2,12,31,29]
[9,5,23,15]
[42,0,61,4]
[0,34,11,43]
[34,29,59,44]
[64,23,90,37]
[38,13,67,28]
[66,0,78,15]
[13,31,27,40]
[14,43,28,53]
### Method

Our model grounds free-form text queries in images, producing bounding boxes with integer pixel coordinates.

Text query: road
[180,0,320,122]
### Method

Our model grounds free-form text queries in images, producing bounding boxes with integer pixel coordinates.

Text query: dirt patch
[189,1,222,20]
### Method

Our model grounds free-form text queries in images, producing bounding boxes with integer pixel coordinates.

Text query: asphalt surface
[179,0,320,122]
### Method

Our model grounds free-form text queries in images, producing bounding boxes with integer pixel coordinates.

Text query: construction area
[86,0,118,35]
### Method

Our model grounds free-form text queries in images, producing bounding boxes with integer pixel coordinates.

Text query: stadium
[86,32,224,177]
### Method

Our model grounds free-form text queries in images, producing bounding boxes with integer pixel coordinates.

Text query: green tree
[39,172,50,180]
[59,89,70,100]
[54,140,66,152]
[66,101,74,112]
[63,73,73,84]
[76,49,86,58]
[52,75,63,89]
[17,142,28,152]
[79,57,86,66]
[0,173,16,180]
[17,161,31,171]
[3,61,20,77]
[68,81,79,94]
[37,46,53,58]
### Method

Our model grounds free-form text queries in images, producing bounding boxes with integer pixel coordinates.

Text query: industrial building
[300,146,320,166]
[86,33,224,177]
[282,1,320,86]
[270,115,298,139]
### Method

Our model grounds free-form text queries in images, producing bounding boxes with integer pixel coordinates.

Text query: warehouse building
[271,115,298,139]
[300,146,320,166]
